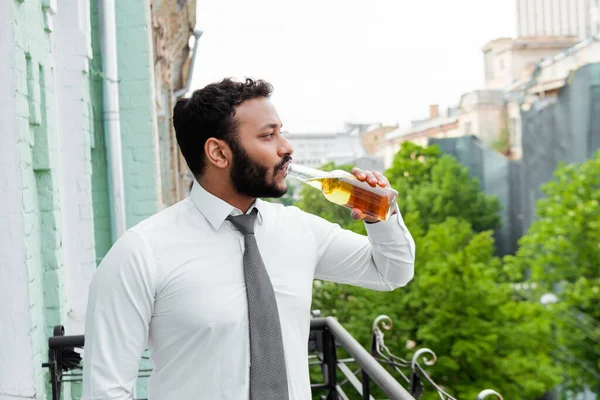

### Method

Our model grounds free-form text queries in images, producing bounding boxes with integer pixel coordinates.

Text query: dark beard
[229,138,291,199]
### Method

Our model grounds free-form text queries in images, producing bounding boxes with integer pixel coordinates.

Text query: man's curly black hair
[173,77,274,177]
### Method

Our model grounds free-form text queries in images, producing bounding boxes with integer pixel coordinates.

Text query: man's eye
[263,133,274,138]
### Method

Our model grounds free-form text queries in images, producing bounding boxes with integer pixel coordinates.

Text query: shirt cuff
[364,203,406,242]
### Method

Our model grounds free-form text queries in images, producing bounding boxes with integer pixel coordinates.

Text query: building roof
[384,114,458,141]
[513,35,579,46]
[384,126,408,141]
[481,35,580,54]
[481,37,513,52]
[459,89,505,108]
[524,34,600,91]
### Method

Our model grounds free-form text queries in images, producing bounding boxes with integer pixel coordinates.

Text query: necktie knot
[227,208,258,235]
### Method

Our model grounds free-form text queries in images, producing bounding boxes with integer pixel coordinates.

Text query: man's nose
[279,136,294,156]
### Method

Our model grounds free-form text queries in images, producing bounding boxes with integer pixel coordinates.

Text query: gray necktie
[227,209,290,400]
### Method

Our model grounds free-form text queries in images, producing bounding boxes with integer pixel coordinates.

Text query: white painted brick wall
[54,0,97,336]
[0,1,37,397]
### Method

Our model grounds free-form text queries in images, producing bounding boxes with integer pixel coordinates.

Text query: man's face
[228,97,293,199]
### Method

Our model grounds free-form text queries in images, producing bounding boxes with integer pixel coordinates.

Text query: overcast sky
[192,0,516,133]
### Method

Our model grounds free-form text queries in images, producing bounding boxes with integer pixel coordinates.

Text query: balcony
[43,313,502,400]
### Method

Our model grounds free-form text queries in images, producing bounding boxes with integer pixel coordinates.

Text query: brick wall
[0,1,37,398]
[54,0,98,339]
[2,0,183,397]
[151,0,197,206]
[89,0,112,263]
[1,1,69,399]
[116,0,161,228]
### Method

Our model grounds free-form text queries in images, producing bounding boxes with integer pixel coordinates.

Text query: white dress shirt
[82,181,415,400]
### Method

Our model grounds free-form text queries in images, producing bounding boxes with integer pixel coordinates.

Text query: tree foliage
[504,150,600,395]
[311,217,560,399]
[295,143,560,399]
[385,142,502,233]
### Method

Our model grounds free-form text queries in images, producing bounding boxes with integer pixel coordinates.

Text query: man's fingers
[350,208,378,223]
[352,168,390,188]
[350,208,363,220]
[365,172,378,187]
[373,171,390,187]
[351,167,366,180]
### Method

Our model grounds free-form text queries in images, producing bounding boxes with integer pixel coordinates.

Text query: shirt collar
[189,180,265,231]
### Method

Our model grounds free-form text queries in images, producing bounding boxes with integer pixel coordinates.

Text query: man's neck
[197,174,255,213]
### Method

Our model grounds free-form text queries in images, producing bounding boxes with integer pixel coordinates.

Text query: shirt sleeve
[311,204,415,291]
[82,230,157,400]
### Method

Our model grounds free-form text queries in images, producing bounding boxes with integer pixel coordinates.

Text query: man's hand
[349,167,391,223]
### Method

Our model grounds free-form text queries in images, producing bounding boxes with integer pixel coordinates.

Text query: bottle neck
[287,163,330,182]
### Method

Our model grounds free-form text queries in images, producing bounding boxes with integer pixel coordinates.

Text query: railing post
[322,328,339,400]
[47,349,60,400]
[49,325,65,400]
[361,369,371,400]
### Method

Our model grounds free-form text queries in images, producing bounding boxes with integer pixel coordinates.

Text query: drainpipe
[97,0,127,242]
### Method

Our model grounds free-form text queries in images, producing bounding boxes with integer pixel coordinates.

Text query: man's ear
[204,138,231,170]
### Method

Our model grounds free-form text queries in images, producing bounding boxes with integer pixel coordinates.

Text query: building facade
[380,105,461,168]
[458,90,506,148]
[482,36,580,91]
[506,36,600,158]
[516,0,600,39]
[358,124,397,156]
[0,0,196,398]
[285,124,371,168]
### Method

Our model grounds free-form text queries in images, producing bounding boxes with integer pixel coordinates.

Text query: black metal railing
[42,314,503,400]
[42,326,84,400]
[369,315,503,400]
[309,315,415,399]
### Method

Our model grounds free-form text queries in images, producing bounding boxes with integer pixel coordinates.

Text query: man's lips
[278,160,292,176]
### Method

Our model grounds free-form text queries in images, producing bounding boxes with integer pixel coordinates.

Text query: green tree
[385,142,502,233]
[504,150,600,394]
[296,143,558,398]
[386,141,441,191]
[312,217,560,399]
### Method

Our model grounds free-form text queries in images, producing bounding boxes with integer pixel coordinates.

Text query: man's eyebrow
[259,123,282,131]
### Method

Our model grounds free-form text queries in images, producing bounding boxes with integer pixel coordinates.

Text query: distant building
[516,0,600,39]
[506,36,600,158]
[286,123,372,168]
[380,105,460,168]
[458,90,506,148]
[482,36,580,91]
[523,36,600,96]
[379,91,508,168]
[359,124,398,156]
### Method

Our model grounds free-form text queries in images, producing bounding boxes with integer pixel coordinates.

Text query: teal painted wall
[87,0,161,396]
[12,1,68,398]
[115,3,160,396]
[5,0,164,398]
[116,0,161,230]
[89,0,112,263]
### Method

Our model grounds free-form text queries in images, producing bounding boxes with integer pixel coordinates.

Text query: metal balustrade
[42,314,502,400]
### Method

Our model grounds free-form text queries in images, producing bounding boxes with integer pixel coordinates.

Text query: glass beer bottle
[286,163,398,221]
